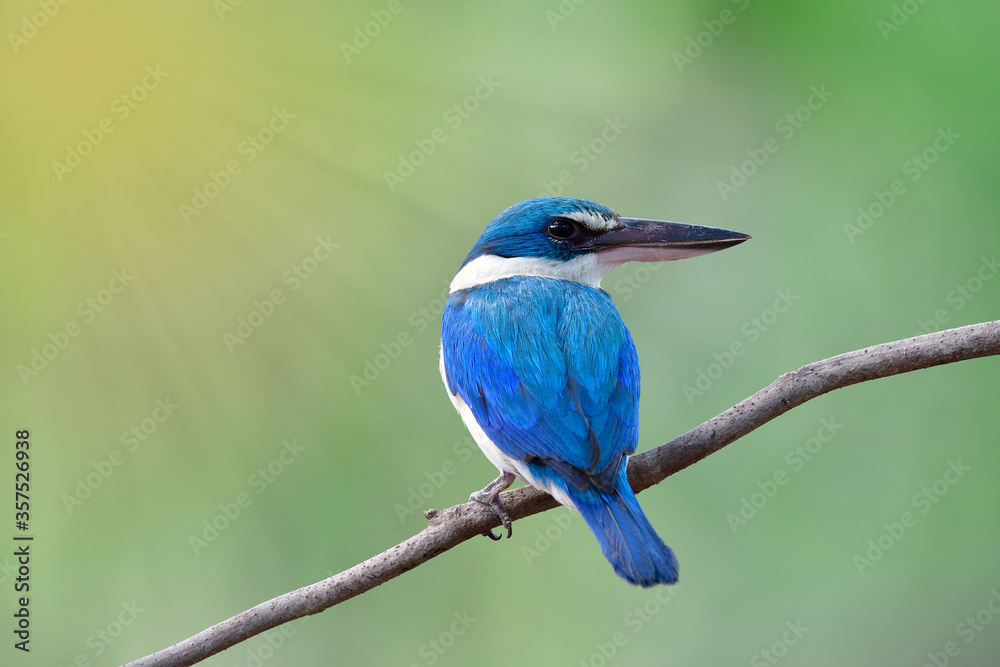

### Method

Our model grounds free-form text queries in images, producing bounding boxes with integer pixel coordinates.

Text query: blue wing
[441,276,639,491]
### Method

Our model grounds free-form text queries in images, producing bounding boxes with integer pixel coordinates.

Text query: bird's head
[451,197,749,291]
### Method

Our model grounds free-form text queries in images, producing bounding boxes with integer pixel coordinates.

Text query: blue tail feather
[567,473,678,587]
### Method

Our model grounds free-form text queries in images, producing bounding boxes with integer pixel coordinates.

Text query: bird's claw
[470,491,513,540]
[483,526,504,541]
[469,471,516,540]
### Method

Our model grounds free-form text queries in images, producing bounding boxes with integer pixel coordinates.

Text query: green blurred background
[2,0,999,665]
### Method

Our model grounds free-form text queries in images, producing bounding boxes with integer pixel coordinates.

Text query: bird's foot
[470,472,515,540]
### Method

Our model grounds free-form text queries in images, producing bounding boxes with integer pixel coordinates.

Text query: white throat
[449,253,621,293]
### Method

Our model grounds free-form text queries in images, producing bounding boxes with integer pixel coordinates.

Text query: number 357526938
[15,430,30,530]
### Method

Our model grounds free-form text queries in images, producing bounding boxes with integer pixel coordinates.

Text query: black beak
[584,217,750,262]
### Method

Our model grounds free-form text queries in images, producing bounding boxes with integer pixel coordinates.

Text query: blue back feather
[442,276,638,490]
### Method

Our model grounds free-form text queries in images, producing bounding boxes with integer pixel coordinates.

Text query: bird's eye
[547,218,576,240]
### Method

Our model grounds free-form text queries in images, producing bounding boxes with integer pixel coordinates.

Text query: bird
[439,197,749,586]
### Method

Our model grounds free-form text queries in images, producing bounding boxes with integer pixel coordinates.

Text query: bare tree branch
[121,320,1000,667]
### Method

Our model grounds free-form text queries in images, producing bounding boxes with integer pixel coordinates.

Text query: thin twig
[122,320,1000,667]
